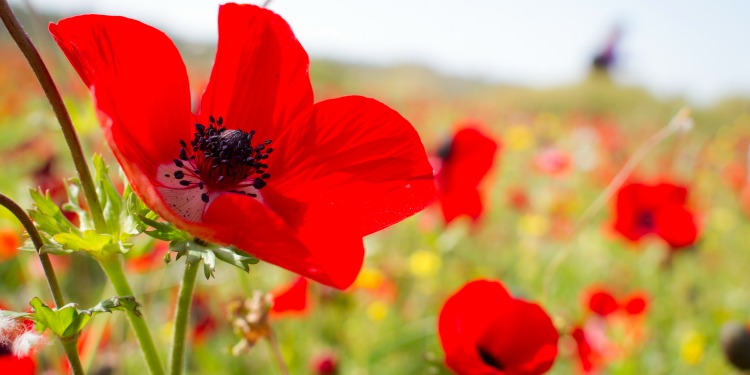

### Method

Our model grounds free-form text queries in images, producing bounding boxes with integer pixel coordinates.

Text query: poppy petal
[268,96,435,236]
[271,276,309,315]
[477,299,559,374]
[49,15,192,176]
[586,288,619,318]
[199,3,313,138]
[438,280,513,373]
[655,204,697,249]
[199,193,364,289]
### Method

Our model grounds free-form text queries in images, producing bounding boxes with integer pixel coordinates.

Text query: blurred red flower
[126,241,169,273]
[434,124,499,225]
[613,182,698,250]
[438,280,558,374]
[570,325,607,374]
[533,147,571,176]
[271,276,309,316]
[621,293,648,316]
[50,3,434,289]
[582,287,649,318]
[311,353,338,375]
[191,293,217,343]
[585,288,619,318]
[0,228,20,261]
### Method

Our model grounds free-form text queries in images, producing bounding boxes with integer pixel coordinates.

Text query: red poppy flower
[570,325,606,374]
[271,276,309,316]
[434,124,499,225]
[438,280,558,375]
[585,288,618,318]
[613,182,698,249]
[311,353,339,375]
[50,3,434,289]
[621,293,648,316]
[0,228,20,261]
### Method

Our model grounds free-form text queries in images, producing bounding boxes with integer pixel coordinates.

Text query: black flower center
[637,210,655,230]
[477,346,504,370]
[163,116,273,203]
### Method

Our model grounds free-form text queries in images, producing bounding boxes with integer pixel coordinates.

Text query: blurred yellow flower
[408,250,442,278]
[367,301,389,321]
[354,267,385,290]
[518,214,549,237]
[680,331,705,365]
[505,125,535,151]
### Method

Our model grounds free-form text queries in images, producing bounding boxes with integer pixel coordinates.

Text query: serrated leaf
[53,230,113,255]
[27,189,79,238]
[62,178,92,231]
[168,240,259,279]
[29,298,89,338]
[29,296,141,338]
[40,243,74,255]
[80,296,142,318]
[94,155,123,237]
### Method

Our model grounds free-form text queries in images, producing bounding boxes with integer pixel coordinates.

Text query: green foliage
[24,155,151,258]
[166,239,259,279]
[29,296,141,339]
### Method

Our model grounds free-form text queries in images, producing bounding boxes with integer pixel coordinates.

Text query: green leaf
[29,296,142,339]
[137,215,190,242]
[80,296,142,318]
[27,189,79,238]
[168,239,259,279]
[53,230,114,256]
[29,297,89,338]
[94,154,123,237]
[62,178,92,231]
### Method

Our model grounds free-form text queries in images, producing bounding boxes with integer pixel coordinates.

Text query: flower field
[1,3,750,374]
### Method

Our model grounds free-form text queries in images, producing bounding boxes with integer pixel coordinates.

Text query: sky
[11,0,750,106]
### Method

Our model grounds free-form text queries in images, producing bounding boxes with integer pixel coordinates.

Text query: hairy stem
[61,336,86,375]
[169,264,199,375]
[0,0,106,232]
[100,256,165,375]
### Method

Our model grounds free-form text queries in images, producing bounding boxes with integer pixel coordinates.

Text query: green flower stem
[0,0,106,232]
[61,336,85,375]
[0,194,84,375]
[100,256,165,375]
[169,264,199,375]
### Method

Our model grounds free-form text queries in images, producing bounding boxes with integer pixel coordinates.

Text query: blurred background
[2,1,750,374]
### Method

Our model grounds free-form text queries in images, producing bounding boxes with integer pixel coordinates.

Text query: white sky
[11,0,750,105]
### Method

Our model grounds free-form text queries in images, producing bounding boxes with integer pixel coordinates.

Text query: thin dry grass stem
[267,328,290,375]
[541,107,693,301]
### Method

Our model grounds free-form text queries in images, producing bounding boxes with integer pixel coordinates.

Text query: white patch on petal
[157,162,208,223]
[155,162,265,223]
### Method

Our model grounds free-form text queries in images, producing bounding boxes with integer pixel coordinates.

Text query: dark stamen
[169,116,275,205]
